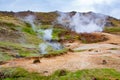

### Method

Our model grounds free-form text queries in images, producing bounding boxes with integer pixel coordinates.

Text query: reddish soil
[1,33,120,75]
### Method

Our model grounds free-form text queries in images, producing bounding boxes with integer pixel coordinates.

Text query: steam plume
[24,15,36,32]
[57,11,107,33]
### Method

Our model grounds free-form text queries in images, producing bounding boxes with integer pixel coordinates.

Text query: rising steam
[24,15,36,32]
[57,11,107,33]
[22,15,63,54]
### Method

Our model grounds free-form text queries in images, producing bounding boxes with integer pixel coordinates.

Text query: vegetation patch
[42,48,68,58]
[79,33,108,43]
[0,52,13,61]
[52,27,66,41]
[0,41,40,60]
[73,49,87,52]
[0,67,120,80]
[104,27,120,34]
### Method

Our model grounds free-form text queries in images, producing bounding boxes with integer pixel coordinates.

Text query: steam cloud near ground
[57,12,107,33]
[23,15,63,54]
[21,11,107,54]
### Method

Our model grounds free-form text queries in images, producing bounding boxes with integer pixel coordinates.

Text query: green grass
[0,67,120,80]
[0,41,40,59]
[43,48,68,57]
[0,52,13,61]
[73,49,87,52]
[22,26,36,35]
[109,48,118,50]
[23,32,43,45]
[0,67,46,80]
[104,27,120,33]
[52,28,67,40]
[38,25,52,29]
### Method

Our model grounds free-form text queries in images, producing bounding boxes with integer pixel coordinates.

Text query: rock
[102,60,107,65]
[58,70,67,76]
[33,59,40,64]
[92,77,97,80]
[43,71,48,73]
[68,49,74,52]
[0,61,7,65]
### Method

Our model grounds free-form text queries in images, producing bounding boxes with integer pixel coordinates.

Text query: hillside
[0,11,120,80]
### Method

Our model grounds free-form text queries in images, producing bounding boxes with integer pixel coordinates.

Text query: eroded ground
[1,33,120,75]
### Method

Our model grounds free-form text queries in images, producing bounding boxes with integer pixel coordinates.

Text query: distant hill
[0,11,120,26]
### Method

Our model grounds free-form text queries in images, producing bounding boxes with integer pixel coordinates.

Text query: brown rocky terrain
[0,11,120,78]
[1,32,120,75]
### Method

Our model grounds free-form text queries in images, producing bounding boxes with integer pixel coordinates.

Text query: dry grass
[79,33,108,43]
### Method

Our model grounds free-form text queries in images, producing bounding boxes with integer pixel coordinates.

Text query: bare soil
[1,32,120,75]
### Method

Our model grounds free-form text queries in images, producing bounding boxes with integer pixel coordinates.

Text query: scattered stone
[95,50,98,52]
[110,43,118,45]
[33,59,40,64]
[43,71,48,73]
[88,49,93,51]
[102,60,107,65]
[58,70,67,76]
[68,49,74,52]
[69,40,74,43]
[0,61,7,65]
[92,77,97,80]
[15,55,24,58]
[65,45,70,47]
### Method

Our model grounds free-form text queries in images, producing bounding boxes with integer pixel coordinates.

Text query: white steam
[38,43,47,54]
[24,15,36,32]
[43,29,53,41]
[23,15,63,54]
[47,42,63,50]
[38,28,63,54]
[57,12,107,33]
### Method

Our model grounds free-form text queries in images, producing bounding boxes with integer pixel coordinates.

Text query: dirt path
[1,33,120,75]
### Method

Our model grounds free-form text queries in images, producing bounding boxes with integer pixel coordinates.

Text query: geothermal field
[0,11,120,80]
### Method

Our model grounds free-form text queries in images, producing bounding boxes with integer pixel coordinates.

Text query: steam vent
[0,0,120,79]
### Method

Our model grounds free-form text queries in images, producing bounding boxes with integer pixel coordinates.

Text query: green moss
[0,41,39,59]
[104,27,120,33]
[73,49,87,52]
[0,52,13,61]
[0,67,45,80]
[22,23,36,35]
[50,68,120,80]
[52,28,66,40]
[23,32,43,45]
[109,48,118,50]
[47,48,67,55]
[38,25,51,29]
[23,27,36,35]
[39,43,67,57]
[1,68,120,80]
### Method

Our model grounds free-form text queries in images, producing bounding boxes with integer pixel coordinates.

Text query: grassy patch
[109,48,118,50]
[73,49,87,52]
[38,25,52,29]
[52,27,79,41]
[43,48,68,57]
[0,41,40,59]
[79,33,108,43]
[23,32,43,45]
[104,27,120,33]
[22,23,36,35]
[0,15,25,28]
[0,67,46,80]
[0,52,13,61]
[0,67,120,80]
[52,28,66,40]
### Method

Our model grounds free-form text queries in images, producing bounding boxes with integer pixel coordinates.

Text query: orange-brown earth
[0,32,120,75]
